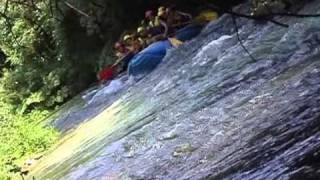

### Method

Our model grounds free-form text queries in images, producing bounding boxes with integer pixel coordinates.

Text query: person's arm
[177,11,192,20]
[115,52,123,58]
[149,20,169,43]
[160,19,169,37]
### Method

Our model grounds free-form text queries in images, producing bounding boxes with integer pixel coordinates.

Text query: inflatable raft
[128,24,203,76]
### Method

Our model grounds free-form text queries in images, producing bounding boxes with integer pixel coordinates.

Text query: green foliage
[0,1,71,111]
[0,103,59,179]
[0,1,64,178]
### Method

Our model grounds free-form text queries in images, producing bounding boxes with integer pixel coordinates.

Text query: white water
[85,79,126,105]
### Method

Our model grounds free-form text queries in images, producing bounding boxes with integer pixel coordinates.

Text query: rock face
[32,1,320,180]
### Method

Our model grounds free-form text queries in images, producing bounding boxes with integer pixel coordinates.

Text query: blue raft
[174,24,203,42]
[128,24,203,76]
[128,40,171,76]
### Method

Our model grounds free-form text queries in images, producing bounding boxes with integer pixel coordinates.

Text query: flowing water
[29,1,320,179]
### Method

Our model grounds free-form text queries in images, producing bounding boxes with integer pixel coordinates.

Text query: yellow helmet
[157,10,166,17]
[157,6,166,17]
[123,34,132,41]
[137,27,145,33]
[158,6,166,13]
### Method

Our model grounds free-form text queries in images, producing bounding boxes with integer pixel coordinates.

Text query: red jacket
[98,66,114,82]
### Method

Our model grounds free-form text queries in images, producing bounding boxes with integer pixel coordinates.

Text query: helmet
[157,10,166,17]
[157,6,166,17]
[123,35,132,41]
[158,6,166,13]
[145,10,154,19]
[137,27,145,33]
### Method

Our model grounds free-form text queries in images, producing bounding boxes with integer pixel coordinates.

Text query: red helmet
[145,10,154,19]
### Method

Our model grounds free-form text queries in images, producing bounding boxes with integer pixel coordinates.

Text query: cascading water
[30,1,320,179]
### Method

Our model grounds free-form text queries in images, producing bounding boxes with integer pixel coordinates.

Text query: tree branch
[231,14,257,62]
[64,1,90,17]
[271,12,320,18]
[48,0,63,22]
[4,0,9,13]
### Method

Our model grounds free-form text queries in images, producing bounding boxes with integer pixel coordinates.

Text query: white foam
[86,79,125,105]
[193,35,232,66]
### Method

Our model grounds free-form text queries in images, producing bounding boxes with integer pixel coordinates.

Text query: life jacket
[119,52,135,72]
[148,26,165,37]
[132,39,143,53]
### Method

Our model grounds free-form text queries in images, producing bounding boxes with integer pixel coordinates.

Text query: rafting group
[97,6,218,83]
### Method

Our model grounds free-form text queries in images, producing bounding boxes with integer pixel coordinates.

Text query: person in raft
[165,6,192,30]
[144,9,169,44]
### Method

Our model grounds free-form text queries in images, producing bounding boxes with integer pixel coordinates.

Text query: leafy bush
[0,103,59,179]
[0,1,63,178]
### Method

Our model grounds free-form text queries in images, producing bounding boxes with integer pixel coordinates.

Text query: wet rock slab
[33,1,320,180]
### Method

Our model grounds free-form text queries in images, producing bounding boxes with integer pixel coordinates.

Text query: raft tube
[128,40,171,76]
[174,24,204,42]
